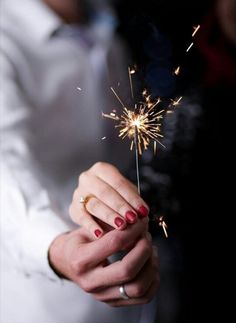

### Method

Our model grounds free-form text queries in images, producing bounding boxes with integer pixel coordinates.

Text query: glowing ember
[192,25,200,37]
[156,216,168,238]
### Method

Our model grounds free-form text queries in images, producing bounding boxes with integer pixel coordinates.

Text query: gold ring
[79,194,95,210]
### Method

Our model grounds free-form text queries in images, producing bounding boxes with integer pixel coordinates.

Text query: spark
[192,25,200,37]
[101,136,106,140]
[186,42,194,52]
[77,87,82,91]
[156,216,168,238]
[174,66,181,75]
[110,87,125,108]
[171,96,183,106]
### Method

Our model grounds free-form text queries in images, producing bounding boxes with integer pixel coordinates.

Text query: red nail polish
[94,229,102,238]
[138,206,149,217]
[125,211,137,224]
[114,217,125,228]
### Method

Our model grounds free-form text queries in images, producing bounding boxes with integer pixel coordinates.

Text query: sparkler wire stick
[134,125,141,194]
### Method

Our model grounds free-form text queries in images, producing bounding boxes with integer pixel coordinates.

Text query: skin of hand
[48,220,160,307]
[69,162,150,239]
[217,0,236,45]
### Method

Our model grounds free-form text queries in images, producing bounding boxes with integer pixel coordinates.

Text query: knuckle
[99,185,112,197]
[119,263,135,281]
[70,260,80,275]
[79,277,93,293]
[70,258,87,275]
[142,239,152,256]
[113,177,126,191]
[78,171,89,184]
[115,200,128,213]
[108,234,124,251]
[94,292,110,301]
[93,294,104,301]
[130,197,143,209]
[130,182,139,192]
[92,161,107,172]
[133,283,146,298]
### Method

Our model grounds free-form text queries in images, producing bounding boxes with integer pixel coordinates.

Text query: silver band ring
[119,285,130,300]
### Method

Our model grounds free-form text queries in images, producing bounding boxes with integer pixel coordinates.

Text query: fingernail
[114,217,125,228]
[125,211,137,224]
[94,229,102,238]
[138,205,149,217]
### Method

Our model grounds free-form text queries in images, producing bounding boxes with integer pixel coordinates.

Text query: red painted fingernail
[114,217,125,228]
[94,229,102,238]
[138,206,149,217]
[125,211,137,224]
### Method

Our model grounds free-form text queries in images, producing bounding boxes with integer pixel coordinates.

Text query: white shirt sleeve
[0,51,71,281]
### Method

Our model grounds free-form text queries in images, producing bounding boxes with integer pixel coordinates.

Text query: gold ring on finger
[79,194,96,211]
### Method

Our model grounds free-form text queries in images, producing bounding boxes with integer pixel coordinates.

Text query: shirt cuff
[21,206,72,282]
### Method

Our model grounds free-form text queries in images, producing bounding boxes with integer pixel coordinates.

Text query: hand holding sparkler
[69,162,149,239]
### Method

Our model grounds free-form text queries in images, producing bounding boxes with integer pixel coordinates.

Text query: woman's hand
[69,162,149,239]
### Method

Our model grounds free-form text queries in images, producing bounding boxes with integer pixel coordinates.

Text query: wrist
[48,232,70,279]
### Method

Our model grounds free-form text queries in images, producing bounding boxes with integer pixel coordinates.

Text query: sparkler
[102,68,174,238]
[102,68,167,194]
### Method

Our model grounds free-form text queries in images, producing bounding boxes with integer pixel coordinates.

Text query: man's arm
[0,52,71,279]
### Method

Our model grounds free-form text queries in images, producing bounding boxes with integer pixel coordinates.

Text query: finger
[75,221,147,270]
[106,278,160,307]
[79,172,139,224]
[122,258,157,299]
[86,235,152,288]
[72,193,128,231]
[84,196,130,229]
[152,245,160,268]
[92,257,156,301]
[91,163,149,218]
[69,200,104,239]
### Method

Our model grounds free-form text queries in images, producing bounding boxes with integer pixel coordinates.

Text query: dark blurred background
[112,0,236,322]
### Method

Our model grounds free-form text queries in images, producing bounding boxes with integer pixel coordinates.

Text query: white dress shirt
[0,1,157,322]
